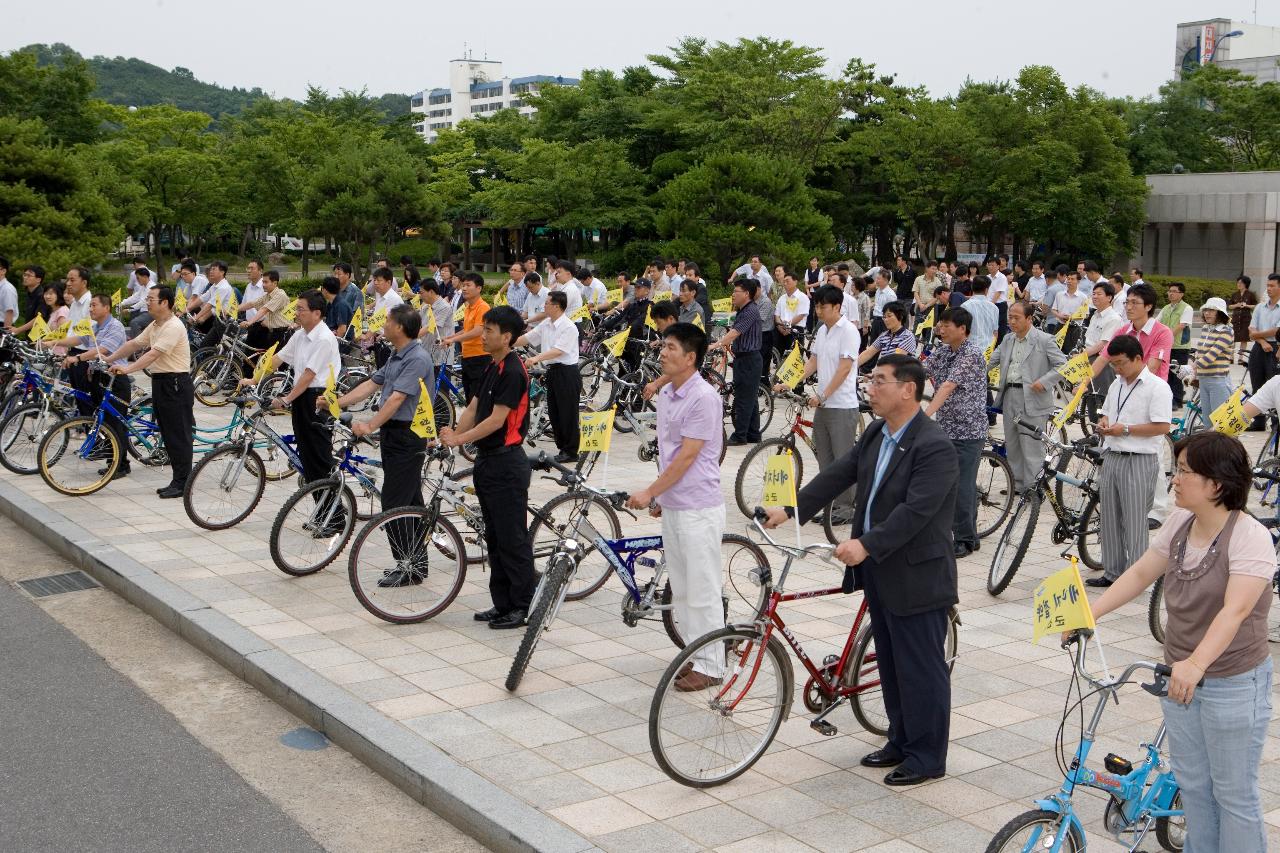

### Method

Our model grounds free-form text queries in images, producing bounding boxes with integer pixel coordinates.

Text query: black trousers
[460,356,489,403]
[730,349,763,443]
[996,301,1009,345]
[759,330,774,383]
[380,423,427,561]
[290,388,335,485]
[1168,349,1191,406]
[94,373,133,471]
[246,323,287,351]
[68,353,92,417]
[151,372,195,486]
[864,572,951,776]
[544,363,581,456]
[1249,343,1278,429]
[474,447,535,612]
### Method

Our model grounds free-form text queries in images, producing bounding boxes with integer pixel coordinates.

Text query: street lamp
[1210,30,1245,62]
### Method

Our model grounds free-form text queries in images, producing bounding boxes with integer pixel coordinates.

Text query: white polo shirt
[526,314,579,365]
[373,288,404,313]
[812,316,861,409]
[242,278,265,321]
[523,287,547,319]
[1053,288,1089,320]
[872,285,896,317]
[278,320,342,390]
[550,281,583,317]
[1246,374,1280,413]
[774,290,810,325]
[989,271,1009,302]
[580,279,609,307]
[1085,305,1123,350]
[67,290,93,326]
[1100,367,1172,454]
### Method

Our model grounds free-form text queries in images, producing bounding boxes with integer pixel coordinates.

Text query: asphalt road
[0,580,325,853]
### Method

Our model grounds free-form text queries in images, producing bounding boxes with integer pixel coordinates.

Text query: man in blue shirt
[59,293,133,479]
[708,278,763,445]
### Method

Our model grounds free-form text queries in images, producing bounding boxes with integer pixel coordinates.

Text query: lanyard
[1113,379,1141,420]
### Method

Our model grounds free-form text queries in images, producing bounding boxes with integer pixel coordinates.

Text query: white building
[1176,18,1280,82]
[409,58,577,143]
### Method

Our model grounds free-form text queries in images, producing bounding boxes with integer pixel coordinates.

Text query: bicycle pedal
[810,720,838,737]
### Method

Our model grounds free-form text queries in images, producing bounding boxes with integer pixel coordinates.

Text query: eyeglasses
[867,378,906,388]
[1172,466,1203,480]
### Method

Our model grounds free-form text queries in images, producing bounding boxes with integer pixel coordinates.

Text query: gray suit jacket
[988,328,1067,416]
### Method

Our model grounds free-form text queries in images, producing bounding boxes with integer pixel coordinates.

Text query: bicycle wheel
[661,533,773,648]
[347,460,383,521]
[268,478,356,576]
[123,396,168,467]
[257,438,297,481]
[1255,455,1280,506]
[529,491,622,602]
[506,554,570,692]
[1076,495,1103,572]
[848,607,959,737]
[975,450,1015,538]
[1155,790,1185,852]
[734,438,803,519]
[755,385,776,435]
[348,507,467,623]
[193,354,244,407]
[183,444,267,530]
[648,626,793,788]
[256,372,292,414]
[1148,575,1167,644]
[0,401,62,475]
[985,810,1084,853]
[432,391,455,434]
[987,492,1041,596]
[822,499,850,545]
[38,416,121,496]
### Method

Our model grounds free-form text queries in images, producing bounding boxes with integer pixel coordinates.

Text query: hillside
[20,42,410,120]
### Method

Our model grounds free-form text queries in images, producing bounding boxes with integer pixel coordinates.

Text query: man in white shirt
[1084,281,1123,357]
[986,256,1010,343]
[663,261,683,295]
[371,268,405,313]
[189,261,235,338]
[1051,272,1090,352]
[1025,261,1048,304]
[964,276,999,350]
[774,272,810,357]
[1040,268,1066,326]
[773,285,859,522]
[869,268,896,342]
[521,273,547,321]
[578,269,609,313]
[239,259,266,322]
[122,267,158,337]
[729,256,774,295]
[1087,333,1172,588]
[0,257,18,327]
[517,290,580,462]
[531,261,582,323]
[178,260,210,308]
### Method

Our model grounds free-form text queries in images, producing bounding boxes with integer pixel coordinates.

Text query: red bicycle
[648,508,959,787]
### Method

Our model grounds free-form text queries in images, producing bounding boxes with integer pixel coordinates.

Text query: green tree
[0,45,101,144]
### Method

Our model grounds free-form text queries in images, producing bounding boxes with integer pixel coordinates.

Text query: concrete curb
[0,482,600,853]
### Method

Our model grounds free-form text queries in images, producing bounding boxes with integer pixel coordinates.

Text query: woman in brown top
[1229,276,1258,364]
[1084,431,1273,852]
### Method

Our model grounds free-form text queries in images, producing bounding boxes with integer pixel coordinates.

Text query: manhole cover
[279,727,329,751]
[17,571,100,598]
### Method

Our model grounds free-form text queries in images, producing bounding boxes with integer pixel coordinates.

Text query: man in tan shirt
[104,286,194,498]
[238,269,292,349]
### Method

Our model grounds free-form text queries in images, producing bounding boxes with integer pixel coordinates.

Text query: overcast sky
[4,0,1275,101]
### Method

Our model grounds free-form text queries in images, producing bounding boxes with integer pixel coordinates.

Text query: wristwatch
[1122,424,1131,437]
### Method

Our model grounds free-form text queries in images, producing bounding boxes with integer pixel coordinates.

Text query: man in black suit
[764,353,959,786]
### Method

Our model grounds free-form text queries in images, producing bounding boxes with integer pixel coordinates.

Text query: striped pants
[1099,450,1159,581]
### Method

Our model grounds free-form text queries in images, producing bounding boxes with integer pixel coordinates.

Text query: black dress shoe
[884,767,944,786]
[727,438,748,447]
[953,545,972,559]
[1147,518,1163,531]
[157,485,183,499]
[1085,577,1114,588]
[377,567,425,588]
[860,749,904,768]
[474,607,502,622]
[553,452,579,464]
[488,609,527,629]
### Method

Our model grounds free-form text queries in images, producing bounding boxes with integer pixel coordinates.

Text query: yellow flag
[692,312,705,331]
[425,306,437,334]
[29,314,48,341]
[493,288,508,306]
[1051,381,1089,431]
[228,293,239,317]
[1058,351,1092,386]
[215,293,225,317]
[111,289,122,307]
[775,343,805,389]
[252,343,278,383]
[350,306,363,337]
[453,306,466,323]
[712,297,733,313]
[983,334,997,363]
[988,365,1001,387]
[410,379,437,439]
[570,304,591,322]
[367,306,388,334]
[1070,299,1090,321]
[607,288,622,303]
[411,294,422,309]
[1211,386,1249,436]
[644,304,656,331]
[579,409,616,452]
[175,288,187,313]
[915,310,935,334]
[323,365,341,418]
[71,318,93,338]
[44,321,67,342]
[603,328,629,358]
[654,290,673,303]
[761,450,798,507]
[1032,558,1096,642]
[282,298,298,322]
[1055,322,1069,348]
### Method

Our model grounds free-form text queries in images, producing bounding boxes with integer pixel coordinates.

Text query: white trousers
[662,504,727,677]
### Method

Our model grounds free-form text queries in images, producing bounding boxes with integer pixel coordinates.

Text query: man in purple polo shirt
[628,322,726,691]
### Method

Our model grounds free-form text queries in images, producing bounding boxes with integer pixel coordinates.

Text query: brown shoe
[674,670,723,692]
[677,661,694,679]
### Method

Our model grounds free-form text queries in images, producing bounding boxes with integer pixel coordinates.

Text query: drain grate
[17,571,100,598]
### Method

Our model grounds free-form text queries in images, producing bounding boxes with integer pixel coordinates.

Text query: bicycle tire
[38,416,121,496]
[734,438,803,519]
[755,385,776,435]
[268,478,356,576]
[848,607,959,737]
[505,554,570,692]
[257,438,297,481]
[985,810,1084,853]
[822,500,845,545]
[432,391,455,433]
[976,450,1015,538]
[347,507,467,624]
[648,626,793,788]
[529,492,622,602]
[123,395,168,467]
[1148,575,1166,644]
[183,444,266,530]
[0,401,62,475]
[1155,790,1185,852]
[193,354,244,407]
[1076,495,1104,573]
[987,492,1041,596]
[660,533,773,648]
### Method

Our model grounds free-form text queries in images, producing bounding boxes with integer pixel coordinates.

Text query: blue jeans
[1197,374,1232,423]
[1161,656,1272,853]
[951,438,983,550]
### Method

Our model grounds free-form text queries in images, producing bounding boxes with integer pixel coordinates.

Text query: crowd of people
[0,246,1275,849]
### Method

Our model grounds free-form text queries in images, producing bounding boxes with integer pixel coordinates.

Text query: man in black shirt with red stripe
[440,306,535,629]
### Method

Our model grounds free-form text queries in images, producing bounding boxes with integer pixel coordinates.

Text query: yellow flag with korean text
[761,450,798,507]
[111,289,122,308]
[28,313,48,341]
[282,298,298,322]
[350,306,363,337]
[1051,381,1089,431]
[1032,559,1096,642]
[712,297,733,313]
[1058,351,1093,386]
[410,379,437,439]
[226,293,239,318]
[71,318,93,339]
[607,288,622,303]
[983,334,997,363]
[570,304,591,322]
[367,306,388,334]
[579,409,616,452]
[44,321,67,342]
[425,306,437,334]
[775,343,805,390]
[915,310,935,334]
[322,365,341,418]
[1210,386,1249,436]
[252,343,278,384]
[1070,299,1090,321]
[692,312,705,331]
[1055,322,1069,348]
[654,290,673,303]
[174,288,187,313]
[603,328,629,358]
[493,288,507,306]
[453,305,466,323]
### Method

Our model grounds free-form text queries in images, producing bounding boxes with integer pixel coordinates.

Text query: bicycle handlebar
[529,450,630,507]
[750,506,840,562]
[1060,629,1200,698]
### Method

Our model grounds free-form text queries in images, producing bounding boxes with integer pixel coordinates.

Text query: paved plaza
[4,367,1280,852]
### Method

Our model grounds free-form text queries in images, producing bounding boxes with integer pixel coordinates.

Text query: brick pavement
[5,372,1280,852]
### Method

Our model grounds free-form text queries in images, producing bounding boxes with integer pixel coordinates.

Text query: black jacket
[797,413,959,616]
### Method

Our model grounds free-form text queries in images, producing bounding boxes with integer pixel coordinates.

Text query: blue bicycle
[986,629,1186,853]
